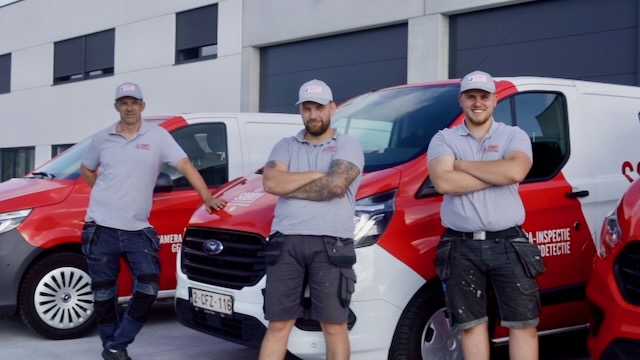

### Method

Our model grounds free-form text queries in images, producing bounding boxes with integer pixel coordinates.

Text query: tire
[389,283,463,360]
[18,252,96,340]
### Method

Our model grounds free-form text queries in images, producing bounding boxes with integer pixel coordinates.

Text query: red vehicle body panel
[587,178,640,359]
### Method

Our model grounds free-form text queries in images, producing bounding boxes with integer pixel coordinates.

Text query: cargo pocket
[142,227,161,252]
[339,268,357,307]
[510,240,546,278]
[81,221,98,255]
[265,233,285,266]
[434,239,454,280]
[323,237,357,267]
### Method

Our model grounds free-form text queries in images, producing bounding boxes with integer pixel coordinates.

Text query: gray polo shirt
[268,129,364,239]
[427,119,532,232]
[82,121,186,231]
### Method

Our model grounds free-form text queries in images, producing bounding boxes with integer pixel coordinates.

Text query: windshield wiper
[27,172,56,179]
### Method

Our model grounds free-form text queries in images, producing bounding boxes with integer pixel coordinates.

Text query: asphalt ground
[0,300,590,360]
[0,301,259,360]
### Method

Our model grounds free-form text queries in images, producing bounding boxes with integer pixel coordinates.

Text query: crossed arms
[428,150,532,195]
[263,159,361,201]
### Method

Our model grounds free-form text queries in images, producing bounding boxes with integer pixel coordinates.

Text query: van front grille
[614,241,640,306]
[181,227,266,290]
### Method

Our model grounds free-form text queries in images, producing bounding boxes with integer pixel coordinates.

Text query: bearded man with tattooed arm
[258,79,364,360]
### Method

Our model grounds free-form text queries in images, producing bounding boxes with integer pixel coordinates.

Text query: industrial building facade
[0,0,637,180]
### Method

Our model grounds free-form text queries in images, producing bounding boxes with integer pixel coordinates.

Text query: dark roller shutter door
[449,0,638,85]
[260,23,408,113]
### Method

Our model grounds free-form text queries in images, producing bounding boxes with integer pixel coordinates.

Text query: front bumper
[0,229,42,315]
[587,245,640,359]
[175,245,427,360]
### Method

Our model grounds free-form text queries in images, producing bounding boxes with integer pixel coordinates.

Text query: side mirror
[154,172,173,193]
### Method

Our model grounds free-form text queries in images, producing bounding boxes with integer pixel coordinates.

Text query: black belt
[444,226,522,240]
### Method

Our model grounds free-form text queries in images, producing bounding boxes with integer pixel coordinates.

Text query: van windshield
[31,138,91,180]
[332,84,461,172]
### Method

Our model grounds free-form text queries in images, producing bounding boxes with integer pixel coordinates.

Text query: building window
[1,147,35,181]
[52,143,75,158]
[0,53,10,94]
[175,4,218,64]
[54,29,114,84]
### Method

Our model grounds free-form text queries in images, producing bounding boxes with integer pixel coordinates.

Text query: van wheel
[389,284,463,360]
[18,252,96,339]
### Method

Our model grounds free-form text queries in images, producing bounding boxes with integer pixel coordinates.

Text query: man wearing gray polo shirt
[80,82,226,360]
[259,79,364,360]
[428,71,543,360]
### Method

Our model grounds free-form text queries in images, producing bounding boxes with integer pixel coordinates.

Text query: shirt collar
[108,120,149,136]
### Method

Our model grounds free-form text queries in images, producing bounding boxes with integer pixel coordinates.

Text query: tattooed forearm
[287,159,360,201]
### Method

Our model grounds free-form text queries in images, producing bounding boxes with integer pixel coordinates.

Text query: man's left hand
[205,198,227,212]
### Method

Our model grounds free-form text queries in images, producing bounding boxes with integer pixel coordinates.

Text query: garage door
[449,0,638,85]
[259,24,408,113]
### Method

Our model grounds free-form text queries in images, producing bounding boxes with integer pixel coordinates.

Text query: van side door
[494,90,589,331]
[147,122,230,292]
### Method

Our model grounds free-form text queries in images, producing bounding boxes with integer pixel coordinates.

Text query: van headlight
[353,190,395,248]
[597,208,621,259]
[0,209,32,234]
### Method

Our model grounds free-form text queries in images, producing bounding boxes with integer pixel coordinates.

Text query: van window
[494,92,568,181]
[333,85,462,172]
[165,122,228,189]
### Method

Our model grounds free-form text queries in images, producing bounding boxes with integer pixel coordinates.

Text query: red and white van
[175,77,640,359]
[587,176,640,360]
[0,112,301,340]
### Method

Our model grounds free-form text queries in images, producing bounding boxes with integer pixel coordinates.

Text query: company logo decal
[159,233,182,253]
[483,144,499,153]
[528,227,571,257]
[229,190,266,207]
[324,145,337,153]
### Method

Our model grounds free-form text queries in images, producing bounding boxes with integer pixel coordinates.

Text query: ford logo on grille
[202,239,224,255]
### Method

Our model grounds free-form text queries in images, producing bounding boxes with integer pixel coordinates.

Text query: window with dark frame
[175,4,218,64]
[0,53,10,94]
[53,29,115,84]
[1,147,35,182]
[495,92,568,181]
[51,144,75,158]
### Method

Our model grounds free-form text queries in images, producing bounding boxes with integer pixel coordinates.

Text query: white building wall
[0,0,533,168]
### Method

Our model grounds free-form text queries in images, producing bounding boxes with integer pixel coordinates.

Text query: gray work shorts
[263,233,356,323]
[435,234,545,330]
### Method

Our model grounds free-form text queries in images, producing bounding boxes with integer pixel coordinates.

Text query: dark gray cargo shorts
[263,233,355,323]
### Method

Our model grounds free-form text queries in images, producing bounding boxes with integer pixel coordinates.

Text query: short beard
[304,121,331,136]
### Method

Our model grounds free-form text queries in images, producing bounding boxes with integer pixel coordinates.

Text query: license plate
[190,288,233,315]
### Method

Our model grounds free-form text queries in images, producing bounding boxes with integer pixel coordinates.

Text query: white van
[175,78,640,359]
